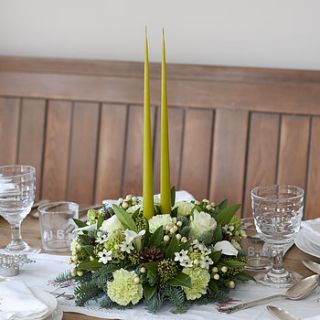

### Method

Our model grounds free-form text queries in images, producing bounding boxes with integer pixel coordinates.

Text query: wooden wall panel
[95,104,127,202]
[277,115,310,188]
[243,113,280,216]
[122,105,156,196]
[305,117,320,219]
[180,109,214,200]
[66,102,100,204]
[42,101,72,200]
[154,107,184,194]
[0,97,20,164]
[210,108,248,209]
[17,99,46,199]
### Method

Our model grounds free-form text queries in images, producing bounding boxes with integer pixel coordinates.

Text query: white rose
[148,214,173,233]
[175,201,195,216]
[214,240,238,256]
[189,211,217,239]
[100,215,124,233]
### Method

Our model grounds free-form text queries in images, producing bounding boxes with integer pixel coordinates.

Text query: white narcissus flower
[100,215,124,234]
[148,214,173,233]
[189,211,217,239]
[214,240,238,256]
[175,201,195,216]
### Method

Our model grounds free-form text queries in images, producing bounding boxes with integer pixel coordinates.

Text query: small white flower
[98,249,112,264]
[199,256,213,269]
[96,232,108,244]
[174,249,189,263]
[180,258,193,268]
[124,229,145,244]
[119,242,134,254]
[214,240,238,256]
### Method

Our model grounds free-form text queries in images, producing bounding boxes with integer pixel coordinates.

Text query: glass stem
[271,246,285,274]
[10,222,23,246]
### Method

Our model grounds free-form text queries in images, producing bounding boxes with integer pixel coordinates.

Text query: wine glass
[0,165,39,254]
[251,185,304,288]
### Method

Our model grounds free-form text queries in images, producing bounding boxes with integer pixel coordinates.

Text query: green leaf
[210,250,222,263]
[167,272,192,288]
[143,285,157,300]
[165,235,179,259]
[212,225,223,242]
[78,260,103,270]
[97,214,104,229]
[171,186,176,207]
[215,204,241,225]
[149,226,164,247]
[112,204,137,232]
[144,262,159,278]
[73,218,86,228]
[235,271,256,282]
[82,245,95,256]
[223,259,246,269]
[215,199,228,213]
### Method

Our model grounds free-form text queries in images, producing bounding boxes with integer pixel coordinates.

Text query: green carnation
[107,269,143,306]
[182,267,210,300]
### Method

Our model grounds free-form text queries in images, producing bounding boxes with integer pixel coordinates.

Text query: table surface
[1,214,319,320]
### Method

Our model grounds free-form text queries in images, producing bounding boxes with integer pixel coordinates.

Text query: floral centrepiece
[57,193,251,313]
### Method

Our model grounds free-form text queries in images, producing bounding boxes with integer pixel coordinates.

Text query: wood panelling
[180,109,214,200]
[0,57,320,218]
[66,102,100,204]
[95,104,127,202]
[122,105,156,196]
[42,101,72,200]
[243,113,280,216]
[0,97,20,164]
[306,117,320,219]
[17,99,46,199]
[277,115,310,188]
[210,108,248,208]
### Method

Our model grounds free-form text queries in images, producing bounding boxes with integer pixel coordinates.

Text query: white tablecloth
[16,254,320,320]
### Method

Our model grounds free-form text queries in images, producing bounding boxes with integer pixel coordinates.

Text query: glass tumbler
[38,202,79,252]
[241,217,271,270]
[251,185,304,288]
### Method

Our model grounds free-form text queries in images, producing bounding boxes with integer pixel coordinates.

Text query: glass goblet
[251,185,304,288]
[0,165,39,254]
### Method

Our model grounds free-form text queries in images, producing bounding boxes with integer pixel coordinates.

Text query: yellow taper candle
[143,28,154,219]
[160,29,171,214]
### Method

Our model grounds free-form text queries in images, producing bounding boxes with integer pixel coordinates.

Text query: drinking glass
[251,185,304,288]
[38,201,79,252]
[241,217,271,270]
[0,165,38,254]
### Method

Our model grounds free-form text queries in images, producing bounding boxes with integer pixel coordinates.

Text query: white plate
[29,287,62,320]
[295,229,320,258]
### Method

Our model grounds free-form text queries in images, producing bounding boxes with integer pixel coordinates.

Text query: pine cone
[139,247,164,262]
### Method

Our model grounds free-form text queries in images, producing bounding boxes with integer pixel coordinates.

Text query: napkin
[0,279,49,320]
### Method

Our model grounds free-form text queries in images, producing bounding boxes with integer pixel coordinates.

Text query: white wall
[0,0,319,70]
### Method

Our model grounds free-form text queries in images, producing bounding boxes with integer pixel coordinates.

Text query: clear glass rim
[0,165,36,178]
[38,201,79,215]
[251,184,304,202]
